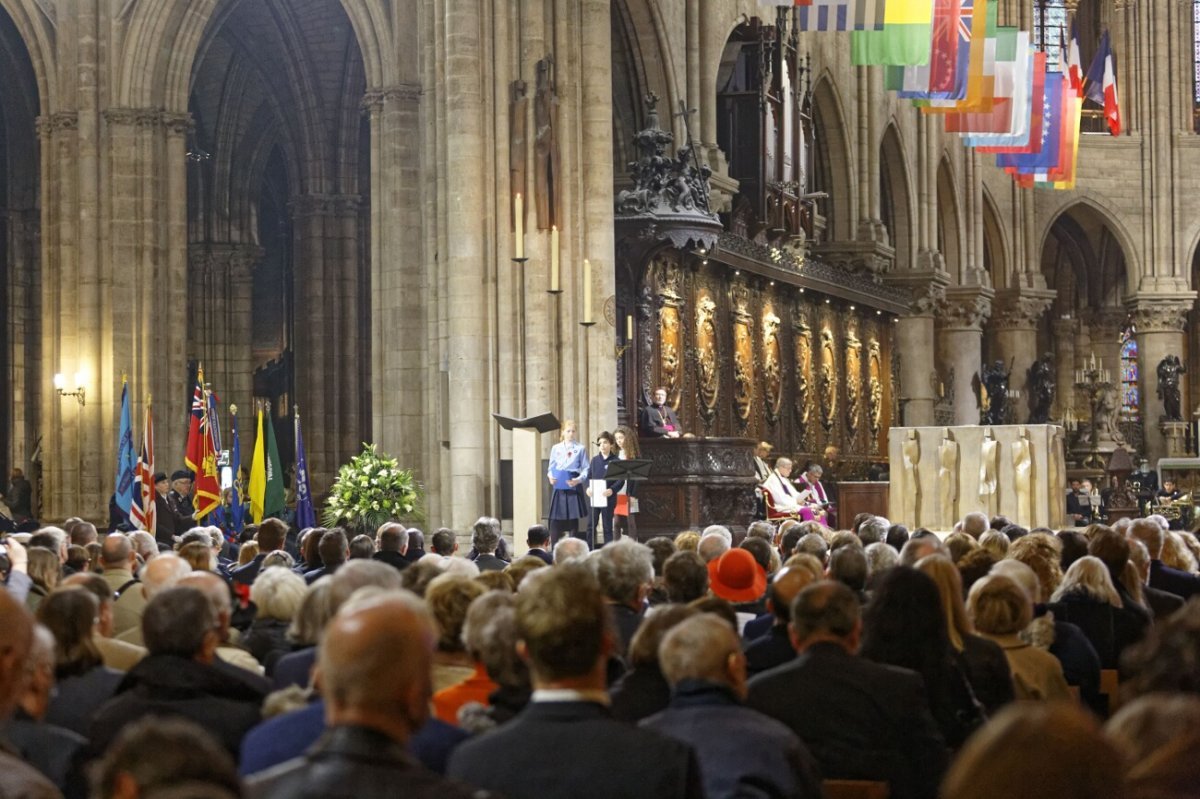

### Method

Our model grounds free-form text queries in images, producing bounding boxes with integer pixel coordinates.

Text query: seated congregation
[1,510,1199,799]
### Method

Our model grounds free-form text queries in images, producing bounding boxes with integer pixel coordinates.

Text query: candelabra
[1073,358,1121,469]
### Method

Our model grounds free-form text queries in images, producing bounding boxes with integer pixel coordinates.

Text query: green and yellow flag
[249,407,266,523]
[852,0,935,66]
[248,404,286,523]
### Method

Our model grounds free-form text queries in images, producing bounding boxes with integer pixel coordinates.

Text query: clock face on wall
[603,295,617,327]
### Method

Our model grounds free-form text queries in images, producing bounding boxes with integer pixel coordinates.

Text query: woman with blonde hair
[916,554,1014,713]
[1047,555,1149,669]
[546,419,589,546]
[613,425,641,541]
[967,574,1071,701]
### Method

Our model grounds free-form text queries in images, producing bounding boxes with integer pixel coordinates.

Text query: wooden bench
[823,780,890,799]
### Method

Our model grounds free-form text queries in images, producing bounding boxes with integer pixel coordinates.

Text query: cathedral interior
[1,0,1198,530]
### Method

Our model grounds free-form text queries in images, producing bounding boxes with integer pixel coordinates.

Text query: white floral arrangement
[323,443,423,534]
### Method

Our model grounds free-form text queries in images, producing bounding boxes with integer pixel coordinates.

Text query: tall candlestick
[550,225,560,291]
[626,314,633,340]
[514,193,524,259]
[583,259,593,324]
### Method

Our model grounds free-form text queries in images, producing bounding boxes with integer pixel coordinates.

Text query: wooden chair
[763,487,799,522]
[1100,669,1120,715]
[823,780,890,799]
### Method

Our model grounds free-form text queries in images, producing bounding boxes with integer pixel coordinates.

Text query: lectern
[493,411,560,554]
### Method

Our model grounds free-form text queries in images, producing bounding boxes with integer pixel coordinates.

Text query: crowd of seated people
[2,507,1200,798]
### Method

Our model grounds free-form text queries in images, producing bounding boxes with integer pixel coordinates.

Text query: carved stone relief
[695,291,719,424]
[732,282,754,422]
[763,308,783,425]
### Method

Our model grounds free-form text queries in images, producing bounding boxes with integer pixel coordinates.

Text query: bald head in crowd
[143,554,192,599]
[766,566,816,624]
[178,571,234,638]
[317,593,437,744]
[961,512,989,540]
[101,533,137,571]
[659,613,748,698]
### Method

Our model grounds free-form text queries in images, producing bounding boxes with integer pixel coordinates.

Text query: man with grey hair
[28,526,69,566]
[795,533,829,566]
[248,594,484,799]
[128,530,159,563]
[864,541,899,583]
[762,457,803,517]
[1126,537,1184,620]
[745,520,775,542]
[697,533,730,564]
[179,571,267,678]
[470,517,508,572]
[644,614,821,799]
[856,516,889,546]
[899,534,943,567]
[594,539,654,655]
[115,554,192,646]
[372,522,410,573]
[747,582,947,799]
[553,536,589,565]
[960,512,989,540]
[1129,517,1200,599]
[701,525,733,546]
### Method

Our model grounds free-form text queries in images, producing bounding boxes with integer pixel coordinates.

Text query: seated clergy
[761,458,811,520]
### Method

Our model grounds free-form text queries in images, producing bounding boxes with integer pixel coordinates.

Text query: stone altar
[888,425,1066,531]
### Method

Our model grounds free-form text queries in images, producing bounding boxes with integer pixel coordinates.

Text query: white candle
[626,314,633,340]
[550,225,560,291]
[583,259,593,324]
[514,193,524,259]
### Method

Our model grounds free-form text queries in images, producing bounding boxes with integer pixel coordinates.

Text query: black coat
[372,550,410,572]
[447,700,704,799]
[640,404,681,437]
[746,641,948,799]
[609,664,671,723]
[230,553,267,586]
[88,654,266,761]
[642,680,823,799]
[241,618,293,671]
[1144,584,1185,620]
[44,666,124,737]
[246,725,488,799]
[959,634,1015,714]
[472,553,509,573]
[1046,591,1149,671]
[1149,559,1200,600]
[744,624,796,676]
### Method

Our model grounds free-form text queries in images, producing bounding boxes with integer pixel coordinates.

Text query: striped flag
[115,377,135,517]
[797,0,853,31]
[1067,19,1083,97]
[1084,30,1121,136]
[852,0,935,66]
[131,401,156,534]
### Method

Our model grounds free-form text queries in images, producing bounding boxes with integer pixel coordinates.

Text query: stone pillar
[1052,316,1079,421]
[936,288,993,425]
[1131,299,1192,463]
[989,289,1054,423]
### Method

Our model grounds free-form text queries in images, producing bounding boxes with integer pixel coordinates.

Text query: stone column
[1131,299,1192,463]
[989,289,1054,424]
[936,288,993,425]
[1052,316,1079,421]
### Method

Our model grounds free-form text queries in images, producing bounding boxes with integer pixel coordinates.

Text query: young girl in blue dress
[547,419,588,544]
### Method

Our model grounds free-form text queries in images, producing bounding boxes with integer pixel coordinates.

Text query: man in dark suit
[1126,537,1185,620]
[640,387,682,438]
[1130,518,1200,599]
[596,539,653,657]
[230,519,289,587]
[153,472,193,548]
[371,522,410,572]
[745,566,813,676]
[247,593,487,799]
[469,517,509,572]
[525,525,553,565]
[643,614,822,799]
[447,565,704,799]
[746,582,947,799]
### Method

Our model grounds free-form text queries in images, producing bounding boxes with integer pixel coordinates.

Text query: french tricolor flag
[1067,19,1084,98]
[1085,30,1121,136]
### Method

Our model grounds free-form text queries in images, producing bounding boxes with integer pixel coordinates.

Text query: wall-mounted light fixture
[54,372,86,406]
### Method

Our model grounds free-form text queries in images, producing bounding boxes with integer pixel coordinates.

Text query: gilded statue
[695,294,719,422]
[763,311,782,423]
[794,324,812,448]
[819,327,836,433]
[845,331,862,436]
[733,321,753,421]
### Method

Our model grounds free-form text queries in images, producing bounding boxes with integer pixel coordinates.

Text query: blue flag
[294,413,316,530]
[996,71,1064,173]
[230,407,244,536]
[115,380,135,515]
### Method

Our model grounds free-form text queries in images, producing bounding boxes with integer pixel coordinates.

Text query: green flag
[852,0,935,67]
[263,407,286,519]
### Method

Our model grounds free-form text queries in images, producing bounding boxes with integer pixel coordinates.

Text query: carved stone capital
[883,269,950,316]
[1083,307,1128,338]
[36,112,78,137]
[990,289,1054,331]
[361,83,423,113]
[1128,298,1192,333]
[937,287,994,331]
[103,107,165,128]
[162,113,192,136]
[817,239,896,278]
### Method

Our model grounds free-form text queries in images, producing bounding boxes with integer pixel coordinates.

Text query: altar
[887,425,1066,532]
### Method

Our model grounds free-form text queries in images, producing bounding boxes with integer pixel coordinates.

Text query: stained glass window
[1120,326,1139,422]
[1034,0,1068,67]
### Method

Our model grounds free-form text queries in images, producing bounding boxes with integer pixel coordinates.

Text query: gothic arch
[612,0,678,137]
[880,122,915,269]
[0,0,53,114]
[1041,203,1130,315]
[810,72,855,242]
[1040,196,1141,297]
[936,157,963,280]
[981,186,1007,289]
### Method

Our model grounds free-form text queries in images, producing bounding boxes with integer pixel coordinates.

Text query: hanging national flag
[229,405,244,535]
[115,377,135,517]
[249,406,266,523]
[886,0,959,97]
[997,71,1065,174]
[185,370,206,478]
[797,0,853,30]
[944,30,1025,135]
[969,49,1045,151]
[919,0,992,112]
[1067,18,1084,97]
[131,401,156,534]
[184,368,221,519]
[852,0,935,66]
[1085,30,1121,136]
[294,409,316,531]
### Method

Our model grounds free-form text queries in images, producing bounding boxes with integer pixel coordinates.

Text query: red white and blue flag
[131,402,156,534]
[1084,30,1120,136]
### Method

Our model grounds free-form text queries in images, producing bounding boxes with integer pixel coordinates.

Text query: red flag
[131,401,156,534]
[928,0,962,93]
[185,366,222,519]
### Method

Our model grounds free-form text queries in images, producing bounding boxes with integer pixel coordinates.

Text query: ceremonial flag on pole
[263,405,286,520]
[968,49,1044,150]
[249,407,266,523]
[131,401,156,534]
[943,30,1025,134]
[294,409,316,531]
[185,368,221,519]
[1085,30,1121,136]
[206,389,225,529]
[1067,18,1084,97]
[229,405,243,535]
[115,377,135,517]
[852,0,935,66]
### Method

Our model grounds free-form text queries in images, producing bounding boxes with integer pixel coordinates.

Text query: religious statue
[534,56,561,229]
[1156,354,1186,422]
[979,359,1012,426]
[1090,383,1124,447]
[1027,353,1056,424]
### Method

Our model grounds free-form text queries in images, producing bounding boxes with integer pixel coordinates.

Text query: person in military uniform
[168,470,195,519]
